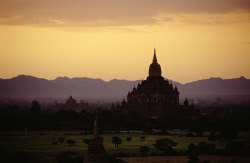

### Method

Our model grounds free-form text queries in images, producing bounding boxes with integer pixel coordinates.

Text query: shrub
[186,133,195,137]
[58,137,65,144]
[66,139,76,146]
[82,138,91,145]
[126,137,132,142]
[140,136,145,141]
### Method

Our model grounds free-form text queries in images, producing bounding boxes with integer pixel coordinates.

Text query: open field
[1,130,250,155]
[1,130,250,162]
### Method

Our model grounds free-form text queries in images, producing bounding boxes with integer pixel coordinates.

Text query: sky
[0,0,249,83]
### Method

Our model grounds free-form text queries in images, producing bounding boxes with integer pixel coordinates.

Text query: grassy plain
[2,130,249,157]
[1,131,250,162]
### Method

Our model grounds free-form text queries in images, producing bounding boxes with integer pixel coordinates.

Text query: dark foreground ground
[119,155,250,163]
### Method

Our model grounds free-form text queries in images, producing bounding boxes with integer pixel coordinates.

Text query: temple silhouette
[54,96,89,112]
[126,49,180,118]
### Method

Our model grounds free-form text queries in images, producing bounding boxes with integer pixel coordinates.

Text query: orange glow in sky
[0,0,249,83]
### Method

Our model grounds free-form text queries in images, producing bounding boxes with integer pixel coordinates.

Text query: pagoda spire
[153,48,157,63]
[93,114,99,139]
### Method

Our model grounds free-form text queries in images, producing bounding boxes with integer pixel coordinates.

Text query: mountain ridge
[0,75,249,104]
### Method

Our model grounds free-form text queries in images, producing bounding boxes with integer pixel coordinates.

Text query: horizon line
[0,74,248,85]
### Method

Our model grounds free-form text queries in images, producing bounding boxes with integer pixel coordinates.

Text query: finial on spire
[153,48,157,63]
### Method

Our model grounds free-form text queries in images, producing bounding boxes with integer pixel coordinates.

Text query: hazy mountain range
[0,75,250,105]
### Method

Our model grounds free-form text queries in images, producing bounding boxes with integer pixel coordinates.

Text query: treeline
[0,101,250,132]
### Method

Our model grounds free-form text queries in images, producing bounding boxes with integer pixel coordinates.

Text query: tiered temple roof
[126,49,179,117]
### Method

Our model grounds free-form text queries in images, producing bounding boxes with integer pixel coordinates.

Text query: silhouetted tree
[121,99,126,108]
[140,136,145,141]
[112,136,122,147]
[153,138,177,154]
[184,98,189,107]
[66,139,76,146]
[193,128,203,137]
[30,100,40,114]
[82,138,91,145]
[58,137,65,144]
[116,103,120,109]
[110,103,115,110]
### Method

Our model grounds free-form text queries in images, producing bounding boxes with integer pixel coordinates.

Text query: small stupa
[83,114,108,163]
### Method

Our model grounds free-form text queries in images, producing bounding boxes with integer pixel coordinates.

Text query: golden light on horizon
[0,0,249,83]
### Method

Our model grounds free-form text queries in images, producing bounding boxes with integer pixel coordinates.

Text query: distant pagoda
[83,115,108,163]
[126,49,180,118]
